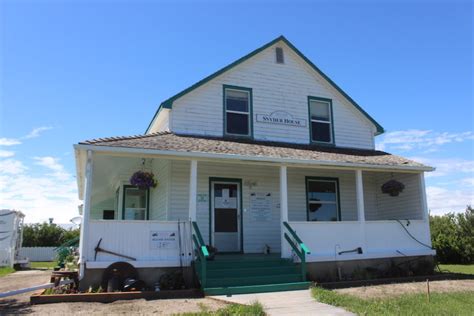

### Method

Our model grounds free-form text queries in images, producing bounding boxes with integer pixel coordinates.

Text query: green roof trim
[146,35,385,135]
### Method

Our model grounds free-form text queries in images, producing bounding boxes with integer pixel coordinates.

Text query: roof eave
[74,143,434,172]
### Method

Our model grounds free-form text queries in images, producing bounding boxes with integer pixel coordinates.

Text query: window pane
[308,203,338,221]
[308,180,336,202]
[214,184,238,197]
[311,122,331,143]
[226,112,249,135]
[124,187,147,209]
[310,100,330,121]
[226,90,249,112]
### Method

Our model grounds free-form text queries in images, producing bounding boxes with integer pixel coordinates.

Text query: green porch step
[204,281,312,296]
[206,265,299,278]
[194,254,310,295]
[206,259,295,270]
[206,273,303,288]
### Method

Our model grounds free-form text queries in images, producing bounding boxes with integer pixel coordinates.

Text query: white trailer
[0,209,29,268]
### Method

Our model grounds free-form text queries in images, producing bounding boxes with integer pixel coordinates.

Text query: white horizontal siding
[168,41,375,149]
[150,159,170,220]
[148,109,170,134]
[169,161,281,253]
[364,171,423,220]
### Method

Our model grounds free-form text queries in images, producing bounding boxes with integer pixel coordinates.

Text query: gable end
[146,36,384,135]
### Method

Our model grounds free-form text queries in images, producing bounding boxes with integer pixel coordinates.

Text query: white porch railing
[85,220,193,269]
[288,220,435,262]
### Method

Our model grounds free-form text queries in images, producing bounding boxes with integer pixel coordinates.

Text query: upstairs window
[306,177,340,221]
[276,47,284,63]
[309,97,334,144]
[224,85,252,137]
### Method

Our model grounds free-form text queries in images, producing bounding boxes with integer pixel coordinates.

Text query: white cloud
[376,130,474,152]
[0,150,15,158]
[0,157,79,223]
[427,185,474,215]
[34,156,71,181]
[409,157,474,177]
[23,126,53,139]
[0,126,53,147]
[0,138,21,146]
[0,159,28,175]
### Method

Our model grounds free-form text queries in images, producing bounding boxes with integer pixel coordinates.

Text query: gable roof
[146,35,385,135]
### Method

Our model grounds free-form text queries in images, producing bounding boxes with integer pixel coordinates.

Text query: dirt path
[336,279,474,299]
[0,270,227,315]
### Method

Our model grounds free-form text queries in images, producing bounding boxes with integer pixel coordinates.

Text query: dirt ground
[336,279,474,299]
[0,270,227,315]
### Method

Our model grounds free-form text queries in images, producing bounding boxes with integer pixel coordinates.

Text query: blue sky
[0,0,472,223]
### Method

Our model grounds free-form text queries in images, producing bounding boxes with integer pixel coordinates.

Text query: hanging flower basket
[130,171,158,190]
[381,179,405,197]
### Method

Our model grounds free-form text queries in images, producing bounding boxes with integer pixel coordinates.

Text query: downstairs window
[306,177,340,221]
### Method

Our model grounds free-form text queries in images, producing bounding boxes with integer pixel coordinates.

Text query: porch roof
[77,132,433,171]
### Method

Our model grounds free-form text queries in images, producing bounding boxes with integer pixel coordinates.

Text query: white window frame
[224,86,252,137]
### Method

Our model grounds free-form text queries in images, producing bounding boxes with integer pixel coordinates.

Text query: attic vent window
[276,47,284,64]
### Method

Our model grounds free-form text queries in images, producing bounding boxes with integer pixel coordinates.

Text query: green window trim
[121,184,150,220]
[223,84,254,139]
[305,176,341,222]
[308,96,335,146]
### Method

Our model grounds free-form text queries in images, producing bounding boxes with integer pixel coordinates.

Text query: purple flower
[130,171,158,189]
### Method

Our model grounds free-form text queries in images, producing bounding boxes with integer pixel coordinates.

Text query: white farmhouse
[74,36,435,294]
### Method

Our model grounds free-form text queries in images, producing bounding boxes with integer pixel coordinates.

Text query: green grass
[438,264,474,275]
[0,267,15,277]
[30,261,58,269]
[313,287,474,316]
[179,302,265,316]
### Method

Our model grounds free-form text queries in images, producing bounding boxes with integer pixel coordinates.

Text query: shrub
[430,206,474,264]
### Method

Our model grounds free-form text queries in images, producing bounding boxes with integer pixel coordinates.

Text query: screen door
[211,181,241,252]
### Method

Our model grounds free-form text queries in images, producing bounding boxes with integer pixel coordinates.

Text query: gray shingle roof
[79,132,432,170]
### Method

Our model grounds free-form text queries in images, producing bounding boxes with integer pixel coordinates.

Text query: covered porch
[77,151,434,272]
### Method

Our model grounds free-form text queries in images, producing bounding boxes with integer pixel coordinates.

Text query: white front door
[211,181,241,252]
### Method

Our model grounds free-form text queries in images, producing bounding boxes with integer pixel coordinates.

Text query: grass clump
[30,261,58,269]
[438,264,474,275]
[0,267,15,277]
[313,287,474,316]
[181,302,265,316]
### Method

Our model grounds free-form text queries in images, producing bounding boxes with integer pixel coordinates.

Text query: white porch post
[355,169,367,253]
[355,170,365,222]
[79,150,93,279]
[280,165,290,258]
[419,172,429,221]
[189,160,198,222]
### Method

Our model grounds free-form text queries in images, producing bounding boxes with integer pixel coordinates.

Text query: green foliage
[30,261,58,269]
[438,264,474,275]
[312,287,474,316]
[430,206,474,264]
[180,302,265,316]
[22,223,80,247]
[0,267,15,277]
